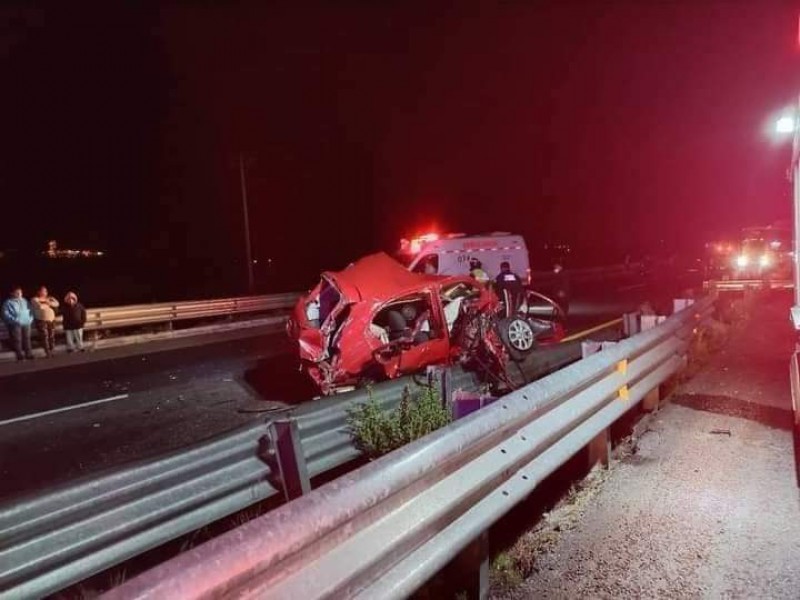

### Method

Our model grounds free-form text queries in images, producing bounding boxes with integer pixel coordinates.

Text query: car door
[375,291,450,378]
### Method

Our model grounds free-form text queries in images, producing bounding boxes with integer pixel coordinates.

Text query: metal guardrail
[0,261,642,343]
[0,293,300,341]
[704,278,793,292]
[0,265,644,596]
[0,316,629,598]
[105,297,713,600]
[0,370,480,599]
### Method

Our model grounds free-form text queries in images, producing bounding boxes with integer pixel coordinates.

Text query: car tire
[497,317,536,362]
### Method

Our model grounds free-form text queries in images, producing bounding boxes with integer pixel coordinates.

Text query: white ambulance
[395,232,531,284]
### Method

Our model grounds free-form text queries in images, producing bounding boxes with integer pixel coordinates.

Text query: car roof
[323,252,460,302]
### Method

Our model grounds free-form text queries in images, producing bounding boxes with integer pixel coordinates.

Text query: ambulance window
[412,254,438,274]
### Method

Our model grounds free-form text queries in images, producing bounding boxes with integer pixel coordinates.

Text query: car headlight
[735,255,749,268]
[759,254,770,267]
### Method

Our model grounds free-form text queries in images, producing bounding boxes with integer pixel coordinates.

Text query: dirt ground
[496,290,800,599]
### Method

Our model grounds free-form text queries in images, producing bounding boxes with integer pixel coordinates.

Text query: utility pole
[239,153,254,294]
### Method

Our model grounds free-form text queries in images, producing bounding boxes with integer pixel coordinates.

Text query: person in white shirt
[31,286,59,357]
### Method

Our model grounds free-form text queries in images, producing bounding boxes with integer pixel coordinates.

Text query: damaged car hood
[324,252,442,303]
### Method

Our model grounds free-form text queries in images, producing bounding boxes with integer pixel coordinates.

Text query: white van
[396,232,531,284]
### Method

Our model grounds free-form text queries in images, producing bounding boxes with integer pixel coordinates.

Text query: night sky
[1,2,798,292]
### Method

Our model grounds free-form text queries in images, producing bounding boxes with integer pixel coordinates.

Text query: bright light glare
[409,232,439,254]
[759,254,770,267]
[736,254,749,268]
[776,115,797,134]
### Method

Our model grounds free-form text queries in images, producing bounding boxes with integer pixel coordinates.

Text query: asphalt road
[0,272,694,502]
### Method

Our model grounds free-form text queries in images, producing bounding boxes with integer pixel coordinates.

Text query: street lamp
[777,115,797,134]
[775,100,800,330]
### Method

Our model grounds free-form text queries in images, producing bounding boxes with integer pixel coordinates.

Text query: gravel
[498,404,800,599]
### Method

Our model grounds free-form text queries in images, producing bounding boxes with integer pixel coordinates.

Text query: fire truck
[706,223,792,281]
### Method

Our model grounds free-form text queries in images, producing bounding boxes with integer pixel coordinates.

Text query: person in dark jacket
[495,261,525,318]
[62,291,87,352]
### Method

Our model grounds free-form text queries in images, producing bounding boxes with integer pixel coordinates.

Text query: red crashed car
[287,253,564,395]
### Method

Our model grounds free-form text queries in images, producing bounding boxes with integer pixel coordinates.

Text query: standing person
[1,286,34,361]
[495,261,525,318]
[468,258,490,284]
[62,291,87,352]
[31,286,59,357]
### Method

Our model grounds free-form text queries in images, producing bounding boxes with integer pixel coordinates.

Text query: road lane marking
[560,318,624,343]
[0,394,130,427]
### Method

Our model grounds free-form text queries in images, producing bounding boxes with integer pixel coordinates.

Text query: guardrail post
[425,365,453,407]
[446,385,490,599]
[587,428,610,469]
[268,419,310,501]
[643,386,660,412]
[451,531,489,600]
[623,312,639,337]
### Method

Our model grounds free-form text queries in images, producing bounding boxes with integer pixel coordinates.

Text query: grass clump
[491,551,524,591]
[346,385,451,459]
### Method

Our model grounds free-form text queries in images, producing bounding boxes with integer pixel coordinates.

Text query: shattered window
[441,282,479,302]
[318,279,341,325]
[371,294,439,344]
[440,283,479,333]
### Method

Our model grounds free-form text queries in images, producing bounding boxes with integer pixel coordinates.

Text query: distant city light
[776,115,796,134]
[43,240,104,259]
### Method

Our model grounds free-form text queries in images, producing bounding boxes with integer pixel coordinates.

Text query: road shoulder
[499,404,800,599]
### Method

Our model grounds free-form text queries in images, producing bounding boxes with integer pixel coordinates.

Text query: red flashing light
[409,232,439,254]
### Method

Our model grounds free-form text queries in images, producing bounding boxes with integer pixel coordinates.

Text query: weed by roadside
[346,385,451,459]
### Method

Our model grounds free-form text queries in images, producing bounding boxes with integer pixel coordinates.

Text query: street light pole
[239,153,255,294]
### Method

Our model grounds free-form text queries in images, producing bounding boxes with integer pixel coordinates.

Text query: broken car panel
[287,252,564,395]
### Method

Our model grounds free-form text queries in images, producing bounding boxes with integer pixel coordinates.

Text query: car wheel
[497,317,536,361]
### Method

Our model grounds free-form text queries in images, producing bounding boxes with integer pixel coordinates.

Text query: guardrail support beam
[587,427,610,469]
[643,386,660,412]
[269,419,311,501]
[623,312,639,337]
[451,531,489,600]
